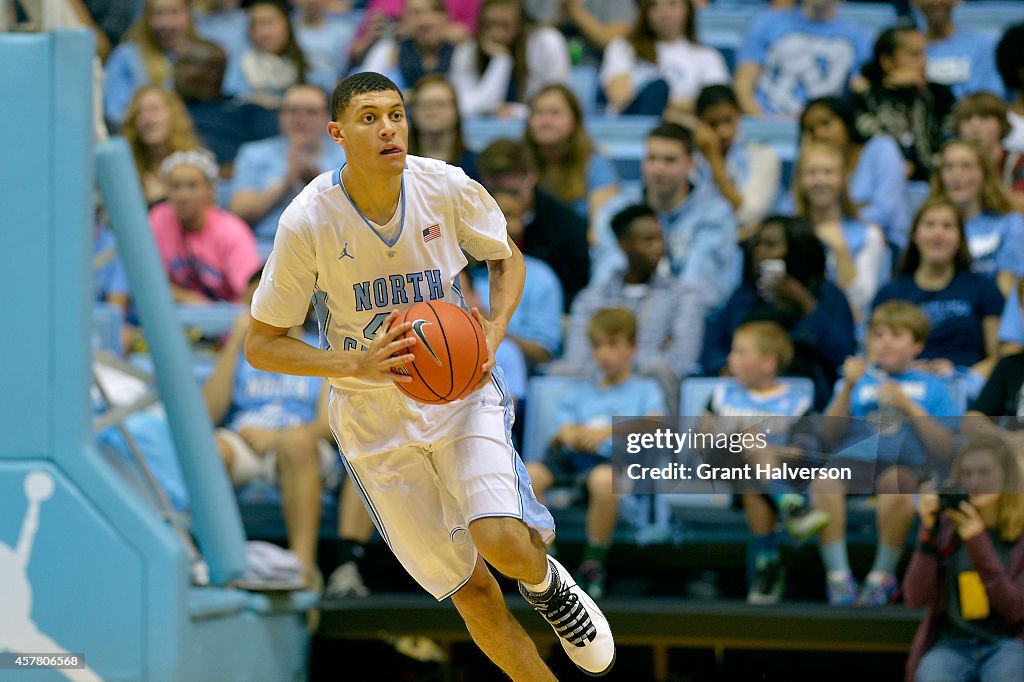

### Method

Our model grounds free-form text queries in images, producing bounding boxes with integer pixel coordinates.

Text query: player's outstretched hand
[355,310,416,383]
[471,306,503,392]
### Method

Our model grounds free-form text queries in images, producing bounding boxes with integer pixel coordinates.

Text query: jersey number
[343,312,390,351]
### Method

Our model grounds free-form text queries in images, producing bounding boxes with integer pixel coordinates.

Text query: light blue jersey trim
[334,163,406,248]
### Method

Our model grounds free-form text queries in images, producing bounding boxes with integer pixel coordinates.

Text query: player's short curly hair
[330,72,404,120]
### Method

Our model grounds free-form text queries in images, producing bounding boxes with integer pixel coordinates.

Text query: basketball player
[245,72,615,679]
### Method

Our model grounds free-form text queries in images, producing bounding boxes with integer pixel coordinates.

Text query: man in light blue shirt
[914,0,1005,98]
[735,0,874,116]
[229,84,346,242]
[592,122,739,310]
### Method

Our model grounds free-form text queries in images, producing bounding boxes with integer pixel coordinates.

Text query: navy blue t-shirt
[871,272,1004,367]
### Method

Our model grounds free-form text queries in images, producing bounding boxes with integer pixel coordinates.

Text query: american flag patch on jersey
[422,223,441,242]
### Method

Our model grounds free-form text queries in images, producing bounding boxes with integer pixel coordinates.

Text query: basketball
[391,300,488,404]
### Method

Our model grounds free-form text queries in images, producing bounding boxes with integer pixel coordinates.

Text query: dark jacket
[523,187,590,311]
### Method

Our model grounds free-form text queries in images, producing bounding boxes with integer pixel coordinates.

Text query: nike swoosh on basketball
[411,320,442,365]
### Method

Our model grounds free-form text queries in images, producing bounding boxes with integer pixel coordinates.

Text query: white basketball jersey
[251,155,511,392]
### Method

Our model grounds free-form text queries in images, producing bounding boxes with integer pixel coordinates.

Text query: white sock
[521,562,552,594]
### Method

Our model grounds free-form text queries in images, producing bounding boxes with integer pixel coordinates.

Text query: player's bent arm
[245,315,416,381]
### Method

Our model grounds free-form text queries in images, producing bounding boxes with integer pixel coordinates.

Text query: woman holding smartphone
[903,435,1024,682]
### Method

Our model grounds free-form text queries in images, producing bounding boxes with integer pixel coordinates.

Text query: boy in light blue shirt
[702,321,826,605]
[914,0,1005,98]
[526,308,666,599]
[817,300,958,607]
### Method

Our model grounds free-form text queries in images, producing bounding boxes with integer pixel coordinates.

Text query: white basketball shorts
[328,368,555,600]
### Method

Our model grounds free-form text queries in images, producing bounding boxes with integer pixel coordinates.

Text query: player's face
[280,86,330,144]
[957,450,1003,508]
[648,0,688,41]
[867,324,922,373]
[134,90,173,147]
[167,165,213,225]
[802,105,849,148]
[412,82,458,135]
[621,216,664,274]
[700,101,739,151]
[249,4,290,54]
[912,206,961,266]
[589,332,635,378]
[727,334,774,386]
[330,90,409,176]
[799,149,843,210]
[642,136,691,198]
[149,0,191,51]
[939,144,983,207]
[528,91,575,148]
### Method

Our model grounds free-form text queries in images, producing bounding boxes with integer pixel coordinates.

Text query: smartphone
[759,259,786,285]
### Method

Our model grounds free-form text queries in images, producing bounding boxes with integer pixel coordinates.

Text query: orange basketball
[391,300,488,405]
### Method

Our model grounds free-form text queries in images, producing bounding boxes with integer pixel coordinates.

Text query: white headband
[160,149,219,183]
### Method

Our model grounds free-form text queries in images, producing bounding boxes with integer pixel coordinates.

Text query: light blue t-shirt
[103,43,172,126]
[998,285,1024,345]
[849,135,910,248]
[738,8,874,115]
[194,8,249,59]
[829,367,959,466]
[709,381,813,446]
[230,135,347,239]
[93,227,129,301]
[294,14,358,94]
[555,375,667,457]
[568,152,619,218]
[471,256,564,355]
[925,28,1004,99]
[965,211,1024,281]
[225,336,324,431]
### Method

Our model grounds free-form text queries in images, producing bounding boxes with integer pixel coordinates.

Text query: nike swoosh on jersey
[411,319,442,365]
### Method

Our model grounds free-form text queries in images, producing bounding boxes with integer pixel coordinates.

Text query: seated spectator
[599,0,729,117]
[151,149,262,303]
[793,142,886,320]
[193,0,249,59]
[525,0,635,67]
[103,0,197,127]
[930,139,1024,297]
[121,86,201,206]
[964,276,1024,448]
[734,0,873,117]
[997,23,1024,153]
[799,97,910,250]
[904,435,1024,682]
[701,216,855,410]
[223,0,309,110]
[593,122,739,309]
[550,204,705,413]
[694,85,781,237]
[954,93,1024,215]
[700,321,825,605]
[359,0,456,91]
[93,213,133,353]
[851,24,955,182]
[348,0,477,68]
[204,273,334,585]
[173,37,262,168]
[465,187,564,366]
[449,0,571,118]
[913,0,1003,99]
[408,75,479,179]
[815,300,958,606]
[526,307,667,598]
[873,198,1004,387]
[478,138,589,309]
[294,0,357,94]
[525,84,618,223]
[230,84,346,241]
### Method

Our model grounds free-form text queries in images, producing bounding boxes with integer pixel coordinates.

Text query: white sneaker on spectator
[324,561,370,599]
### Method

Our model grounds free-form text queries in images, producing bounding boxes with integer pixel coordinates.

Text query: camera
[938,487,970,511]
